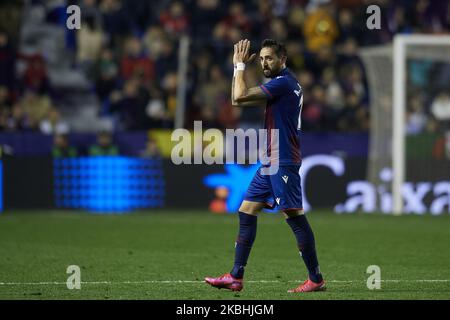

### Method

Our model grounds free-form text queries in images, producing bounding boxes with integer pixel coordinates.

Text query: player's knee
[239,201,262,215]
[282,209,304,218]
[239,207,259,215]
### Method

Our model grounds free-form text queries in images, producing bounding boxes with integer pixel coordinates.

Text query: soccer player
[204,39,325,293]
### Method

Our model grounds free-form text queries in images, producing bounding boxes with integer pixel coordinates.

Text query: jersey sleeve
[259,76,289,99]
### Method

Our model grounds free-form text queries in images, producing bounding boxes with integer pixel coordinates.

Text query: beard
[263,68,272,78]
[263,65,281,78]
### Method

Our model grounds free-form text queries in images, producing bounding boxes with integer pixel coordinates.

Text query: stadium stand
[0,0,448,134]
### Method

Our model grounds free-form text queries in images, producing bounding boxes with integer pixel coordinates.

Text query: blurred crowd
[0,0,449,135]
[51,130,161,158]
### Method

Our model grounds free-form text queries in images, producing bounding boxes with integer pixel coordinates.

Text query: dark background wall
[3,155,54,209]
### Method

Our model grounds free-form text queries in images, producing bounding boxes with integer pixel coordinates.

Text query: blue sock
[286,214,323,283]
[230,212,257,279]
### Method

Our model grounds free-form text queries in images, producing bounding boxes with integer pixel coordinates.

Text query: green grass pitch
[0,210,449,300]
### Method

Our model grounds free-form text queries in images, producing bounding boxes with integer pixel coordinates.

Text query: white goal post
[392,35,450,215]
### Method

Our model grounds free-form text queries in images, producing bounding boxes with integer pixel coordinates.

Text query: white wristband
[236,62,246,71]
[233,63,245,77]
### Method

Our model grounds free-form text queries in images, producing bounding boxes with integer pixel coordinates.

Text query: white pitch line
[0,280,449,286]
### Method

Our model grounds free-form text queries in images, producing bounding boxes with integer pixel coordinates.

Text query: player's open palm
[233,39,256,65]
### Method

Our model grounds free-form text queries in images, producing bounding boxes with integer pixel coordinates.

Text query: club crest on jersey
[282,175,289,184]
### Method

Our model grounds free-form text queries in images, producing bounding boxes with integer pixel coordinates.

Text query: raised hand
[233,39,257,65]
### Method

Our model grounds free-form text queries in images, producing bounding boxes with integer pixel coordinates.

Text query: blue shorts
[244,165,303,211]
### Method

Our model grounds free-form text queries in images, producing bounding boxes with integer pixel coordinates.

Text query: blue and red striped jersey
[259,68,303,166]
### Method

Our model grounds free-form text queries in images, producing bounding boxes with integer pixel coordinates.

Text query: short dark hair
[261,39,287,58]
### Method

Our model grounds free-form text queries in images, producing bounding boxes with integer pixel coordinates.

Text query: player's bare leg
[284,209,326,292]
[238,200,266,215]
[204,201,265,291]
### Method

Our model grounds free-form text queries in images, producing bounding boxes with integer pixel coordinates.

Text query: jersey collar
[273,67,289,78]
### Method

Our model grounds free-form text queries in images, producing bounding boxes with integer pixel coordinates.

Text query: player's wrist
[236,62,246,70]
[233,62,246,77]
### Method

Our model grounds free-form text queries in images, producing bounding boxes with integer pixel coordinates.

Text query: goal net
[360,35,450,215]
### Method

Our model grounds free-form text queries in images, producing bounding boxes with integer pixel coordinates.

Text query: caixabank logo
[204,155,450,215]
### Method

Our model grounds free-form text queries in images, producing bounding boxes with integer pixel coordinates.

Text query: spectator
[0,86,11,131]
[287,5,306,39]
[219,2,252,36]
[337,37,360,66]
[286,41,305,72]
[0,86,12,110]
[337,8,360,44]
[160,72,178,125]
[120,36,155,83]
[99,0,133,43]
[321,67,345,110]
[140,137,161,158]
[40,107,69,135]
[431,91,450,131]
[192,0,222,40]
[80,0,103,27]
[195,65,228,127]
[52,133,77,158]
[341,64,367,104]
[270,18,289,42]
[338,93,367,132]
[146,87,170,127]
[153,38,177,82]
[110,78,150,130]
[21,54,50,95]
[0,107,9,131]
[296,70,314,94]
[89,131,119,156]
[143,25,169,61]
[21,91,52,130]
[306,45,335,77]
[254,0,273,32]
[76,16,105,77]
[302,85,326,131]
[122,0,155,32]
[0,30,15,91]
[94,48,119,104]
[303,3,339,53]
[6,103,32,131]
[159,1,189,37]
